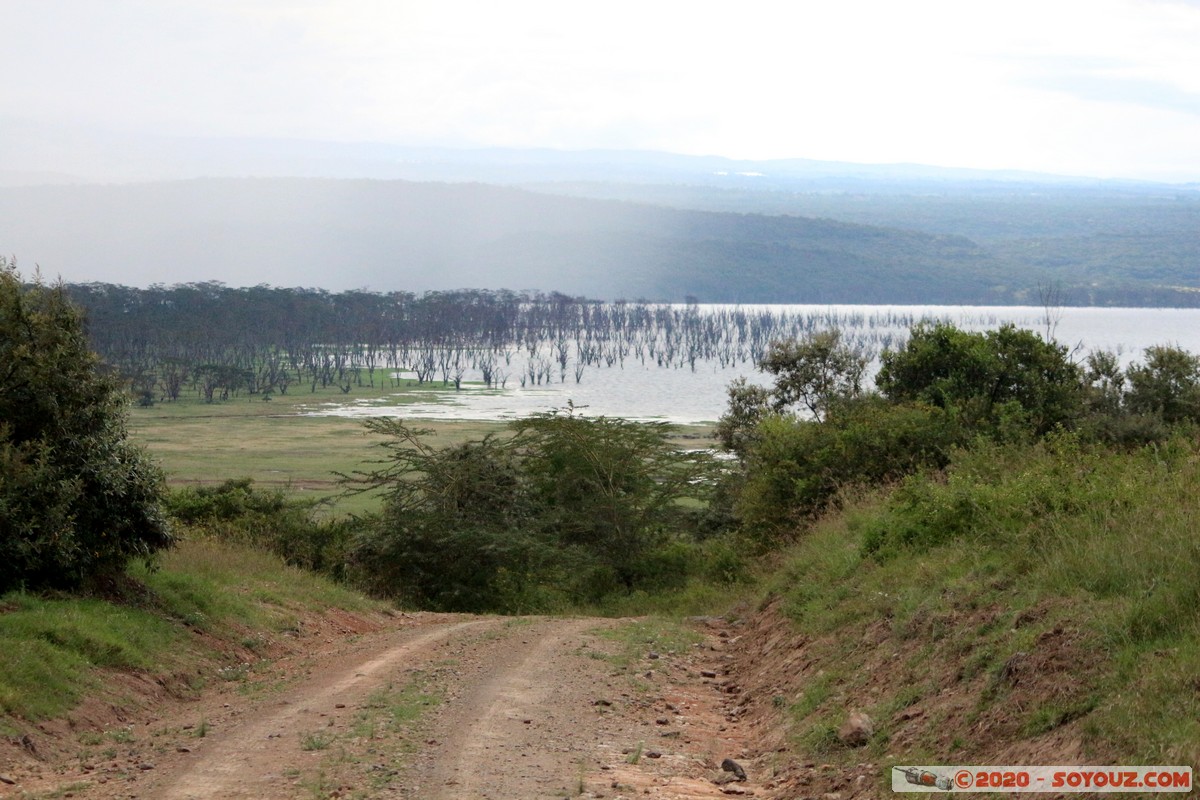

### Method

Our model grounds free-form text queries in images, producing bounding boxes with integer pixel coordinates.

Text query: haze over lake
[305,304,1200,424]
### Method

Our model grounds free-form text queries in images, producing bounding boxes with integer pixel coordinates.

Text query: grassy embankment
[0,538,387,738]
[755,434,1200,772]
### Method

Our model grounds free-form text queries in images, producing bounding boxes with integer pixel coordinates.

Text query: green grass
[353,676,441,740]
[0,594,180,719]
[584,577,757,618]
[299,730,336,751]
[762,434,1200,767]
[0,538,388,727]
[592,617,706,672]
[791,673,833,719]
[128,380,508,516]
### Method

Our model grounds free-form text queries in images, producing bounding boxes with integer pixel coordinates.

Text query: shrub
[1125,345,1200,425]
[734,397,963,540]
[859,434,1122,558]
[876,322,1083,437]
[165,479,354,580]
[344,410,726,612]
[344,425,547,610]
[715,329,867,455]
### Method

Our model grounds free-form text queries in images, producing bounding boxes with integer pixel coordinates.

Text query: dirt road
[3,613,768,800]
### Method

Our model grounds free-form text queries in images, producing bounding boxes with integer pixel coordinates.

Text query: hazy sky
[4,0,1200,181]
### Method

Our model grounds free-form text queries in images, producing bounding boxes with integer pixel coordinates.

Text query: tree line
[64,281,925,403]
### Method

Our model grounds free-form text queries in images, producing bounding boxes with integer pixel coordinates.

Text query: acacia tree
[715,329,866,456]
[342,406,719,611]
[1,260,172,591]
[512,405,718,588]
[343,419,545,611]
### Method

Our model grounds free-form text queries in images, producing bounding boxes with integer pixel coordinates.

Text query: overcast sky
[4,0,1200,182]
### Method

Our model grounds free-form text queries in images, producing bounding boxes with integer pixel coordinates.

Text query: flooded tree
[64,282,926,404]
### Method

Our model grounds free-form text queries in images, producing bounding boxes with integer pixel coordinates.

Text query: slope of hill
[523,180,1200,306]
[1,178,1009,303]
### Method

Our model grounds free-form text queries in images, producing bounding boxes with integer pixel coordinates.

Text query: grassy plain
[127,379,715,517]
[127,381,507,516]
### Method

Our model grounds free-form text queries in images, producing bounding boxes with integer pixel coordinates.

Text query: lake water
[303,305,1200,424]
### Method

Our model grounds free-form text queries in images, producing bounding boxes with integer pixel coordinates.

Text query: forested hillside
[530,180,1200,306]
[9,176,1195,305]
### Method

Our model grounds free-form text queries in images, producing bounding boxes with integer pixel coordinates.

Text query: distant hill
[2,177,1015,303]
[2,173,1197,305]
[521,180,1200,306]
[3,123,1197,305]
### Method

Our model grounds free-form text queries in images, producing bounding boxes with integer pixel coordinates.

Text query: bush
[165,479,354,580]
[1075,345,1200,445]
[344,411,727,612]
[876,322,1083,437]
[715,329,867,455]
[1125,345,1200,425]
[859,434,1123,558]
[718,323,1088,544]
[344,426,547,611]
[734,397,963,540]
[1,260,171,591]
[165,478,292,528]
[350,504,553,611]
[512,408,719,585]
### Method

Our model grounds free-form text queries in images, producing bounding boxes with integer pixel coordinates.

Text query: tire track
[157,619,490,800]
[422,617,608,800]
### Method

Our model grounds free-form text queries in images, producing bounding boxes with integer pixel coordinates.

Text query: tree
[876,322,1083,437]
[715,329,866,457]
[1082,349,1125,416]
[731,396,962,540]
[758,329,867,422]
[1125,345,1200,425]
[341,419,541,611]
[714,378,771,456]
[512,405,717,587]
[1,260,172,592]
[342,406,720,610]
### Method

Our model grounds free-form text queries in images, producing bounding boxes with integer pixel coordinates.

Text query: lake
[303,304,1200,424]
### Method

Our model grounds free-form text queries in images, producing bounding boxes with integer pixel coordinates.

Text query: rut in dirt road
[157,620,489,800]
[404,616,753,800]
[417,618,608,799]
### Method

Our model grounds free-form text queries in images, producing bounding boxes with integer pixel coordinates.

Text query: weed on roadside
[591,618,704,672]
[352,674,441,742]
[300,730,336,751]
